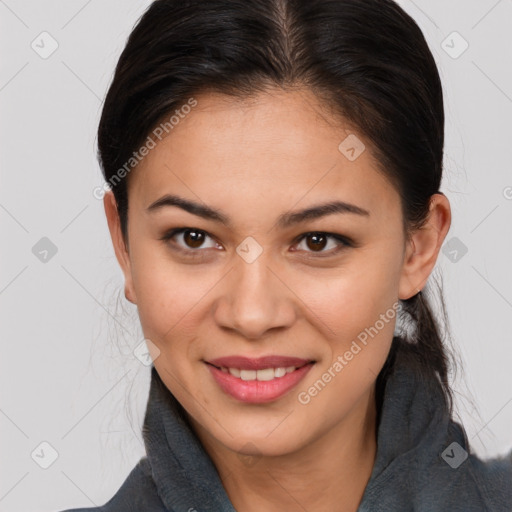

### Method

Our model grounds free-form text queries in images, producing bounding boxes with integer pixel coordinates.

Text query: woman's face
[106,88,448,458]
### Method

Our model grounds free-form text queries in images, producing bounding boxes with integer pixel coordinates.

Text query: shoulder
[466,447,512,510]
[58,457,168,512]
[362,417,512,511]
[420,420,512,512]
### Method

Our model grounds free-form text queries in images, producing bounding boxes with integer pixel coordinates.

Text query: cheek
[296,269,398,415]
[129,245,206,342]
[290,250,400,368]
[294,257,399,331]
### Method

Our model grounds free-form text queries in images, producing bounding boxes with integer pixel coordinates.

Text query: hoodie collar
[142,366,238,511]
[142,343,451,511]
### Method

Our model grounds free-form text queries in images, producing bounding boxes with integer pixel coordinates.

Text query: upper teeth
[221,366,298,381]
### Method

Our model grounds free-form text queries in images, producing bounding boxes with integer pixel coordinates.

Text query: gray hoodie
[61,348,512,512]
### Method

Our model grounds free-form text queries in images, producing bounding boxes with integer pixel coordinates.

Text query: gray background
[1,0,511,510]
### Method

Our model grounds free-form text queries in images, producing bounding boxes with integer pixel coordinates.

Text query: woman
[62,0,512,510]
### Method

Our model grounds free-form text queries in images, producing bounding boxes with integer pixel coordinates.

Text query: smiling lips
[205,355,315,403]
[207,355,313,370]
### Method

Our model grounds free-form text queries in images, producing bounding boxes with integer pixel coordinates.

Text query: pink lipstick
[205,355,315,403]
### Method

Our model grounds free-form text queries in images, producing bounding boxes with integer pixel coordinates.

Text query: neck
[188,384,378,512]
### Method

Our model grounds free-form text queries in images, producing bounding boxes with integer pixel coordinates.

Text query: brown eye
[160,227,220,254]
[304,233,328,251]
[182,229,206,248]
[293,232,351,256]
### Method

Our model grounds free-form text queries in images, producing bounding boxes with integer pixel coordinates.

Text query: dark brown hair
[98,0,462,424]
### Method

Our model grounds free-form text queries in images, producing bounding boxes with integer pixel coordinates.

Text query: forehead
[129,89,400,222]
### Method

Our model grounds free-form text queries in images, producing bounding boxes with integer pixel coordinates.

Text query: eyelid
[292,232,352,256]
[160,227,353,256]
[159,227,221,255]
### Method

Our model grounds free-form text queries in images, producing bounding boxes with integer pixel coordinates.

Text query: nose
[213,255,297,340]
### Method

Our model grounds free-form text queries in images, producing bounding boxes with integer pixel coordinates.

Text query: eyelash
[159,228,353,258]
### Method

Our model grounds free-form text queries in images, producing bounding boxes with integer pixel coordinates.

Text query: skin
[104,88,451,512]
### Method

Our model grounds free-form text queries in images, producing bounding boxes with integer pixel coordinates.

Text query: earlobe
[103,190,137,305]
[398,238,420,298]
[124,286,136,304]
[398,193,451,300]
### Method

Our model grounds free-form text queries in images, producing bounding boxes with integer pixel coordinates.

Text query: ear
[103,190,137,304]
[398,193,451,300]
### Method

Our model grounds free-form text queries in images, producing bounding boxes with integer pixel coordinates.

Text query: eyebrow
[146,194,370,228]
